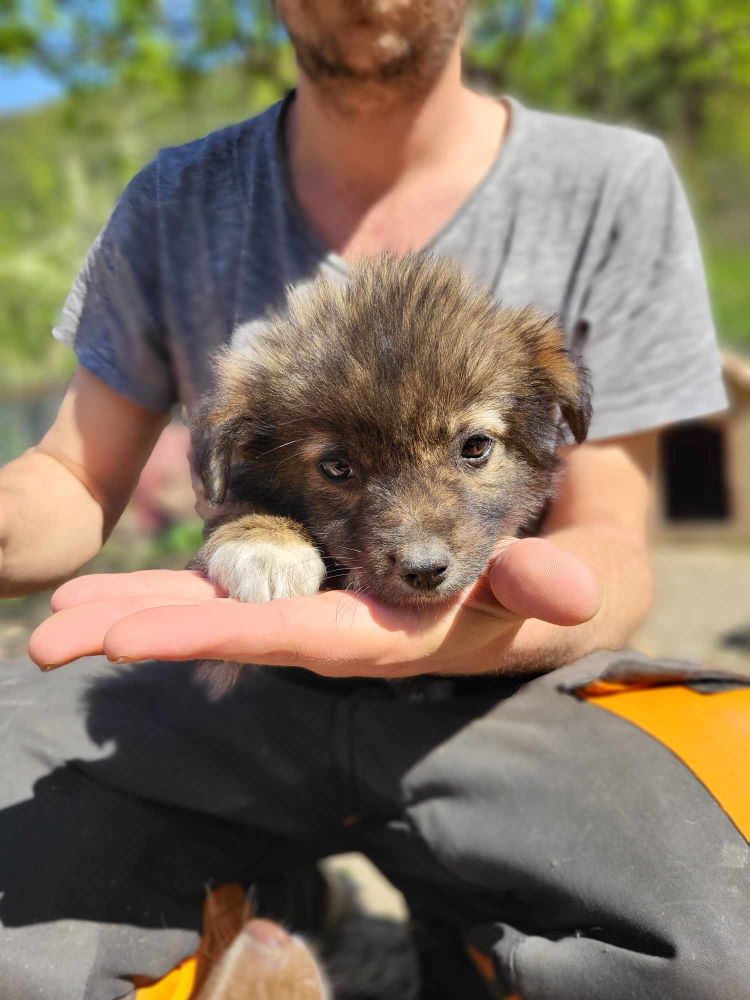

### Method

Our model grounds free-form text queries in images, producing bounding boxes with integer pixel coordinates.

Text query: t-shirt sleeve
[579,139,728,441]
[53,160,177,413]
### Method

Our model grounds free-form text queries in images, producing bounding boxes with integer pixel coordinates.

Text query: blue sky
[0,64,63,114]
[0,0,196,114]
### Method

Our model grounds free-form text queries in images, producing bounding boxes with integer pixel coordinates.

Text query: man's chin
[297,55,436,114]
[333,27,412,73]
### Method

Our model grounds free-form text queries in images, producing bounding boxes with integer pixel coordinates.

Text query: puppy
[191,251,591,693]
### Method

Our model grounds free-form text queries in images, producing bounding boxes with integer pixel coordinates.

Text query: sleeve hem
[587,385,729,442]
[76,346,175,416]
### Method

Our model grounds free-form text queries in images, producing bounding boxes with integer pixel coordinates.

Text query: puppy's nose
[399,543,450,591]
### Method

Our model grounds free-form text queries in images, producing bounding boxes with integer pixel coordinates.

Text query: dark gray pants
[0,651,748,999]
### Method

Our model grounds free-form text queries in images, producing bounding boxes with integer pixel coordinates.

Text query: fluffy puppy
[191,252,591,691]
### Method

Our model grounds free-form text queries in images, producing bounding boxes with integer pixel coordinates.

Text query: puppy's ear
[191,397,247,508]
[558,355,592,443]
[531,316,592,443]
[191,345,264,507]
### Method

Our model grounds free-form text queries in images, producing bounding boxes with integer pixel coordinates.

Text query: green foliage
[468,0,750,138]
[0,1,290,93]
[704,242,750,344]
[155,519,205,557]
[0,0,749,391]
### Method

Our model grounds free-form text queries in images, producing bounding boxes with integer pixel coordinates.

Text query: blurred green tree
[467,0,750,139]
[0,0,289,95]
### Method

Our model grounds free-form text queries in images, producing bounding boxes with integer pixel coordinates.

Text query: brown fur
[196,514,317,564]
[190,886,329,1000]
[196,921,328,1000]
[192,251,591,610]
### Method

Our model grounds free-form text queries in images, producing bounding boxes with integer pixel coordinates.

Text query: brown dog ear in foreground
[133,885,330,999]
[195,886,330,1000]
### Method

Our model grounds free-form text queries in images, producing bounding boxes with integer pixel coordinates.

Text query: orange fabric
[467,944,527,998]
[577,679,653,698]
[134,958,198,1000]
[584,684,750,841]
[467,942,496,982]
[134,884,251,1000]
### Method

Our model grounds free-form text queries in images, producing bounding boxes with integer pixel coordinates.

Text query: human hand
[28,538,600,678]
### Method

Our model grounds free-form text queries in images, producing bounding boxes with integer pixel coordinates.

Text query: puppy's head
[193,252,591,606]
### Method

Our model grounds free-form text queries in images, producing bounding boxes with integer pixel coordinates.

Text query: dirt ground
[631,542,750,676]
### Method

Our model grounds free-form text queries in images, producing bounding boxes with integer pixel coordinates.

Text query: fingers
[31,541,601,677]
[489,538,601,626]
[99,591,393,672]
[34,581,432,675]
[51,570,223,612]
[29,596,206,670]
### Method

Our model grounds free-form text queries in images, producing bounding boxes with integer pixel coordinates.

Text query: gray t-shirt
[55,94,727,439]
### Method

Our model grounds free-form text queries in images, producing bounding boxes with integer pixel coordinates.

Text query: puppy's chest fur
[191,252,591,694]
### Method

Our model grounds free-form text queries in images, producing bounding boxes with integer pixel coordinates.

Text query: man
[0,2,747,998]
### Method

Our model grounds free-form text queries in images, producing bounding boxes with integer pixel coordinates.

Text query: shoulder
[509,98,672,195]
[146,99,284,205]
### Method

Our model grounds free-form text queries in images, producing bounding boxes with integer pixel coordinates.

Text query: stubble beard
[278,0,466,115]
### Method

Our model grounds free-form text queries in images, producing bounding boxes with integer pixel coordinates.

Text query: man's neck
[285,45,508,257]
[287,45,503,201]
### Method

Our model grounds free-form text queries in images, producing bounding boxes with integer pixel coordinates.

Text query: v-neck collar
[272,90,529,275]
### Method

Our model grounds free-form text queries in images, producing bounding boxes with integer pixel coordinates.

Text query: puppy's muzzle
[393,541,451,591]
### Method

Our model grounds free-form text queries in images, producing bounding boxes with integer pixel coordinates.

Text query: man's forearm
[1,368,168,598]
[0,450,106,597]
[498,523,653,673]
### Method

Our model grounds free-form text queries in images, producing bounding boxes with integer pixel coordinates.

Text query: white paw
[205,538,326,603]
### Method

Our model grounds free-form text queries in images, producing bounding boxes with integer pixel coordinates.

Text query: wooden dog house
[656,352,750,539]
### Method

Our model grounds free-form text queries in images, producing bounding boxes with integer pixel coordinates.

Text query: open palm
[29,538,600,678]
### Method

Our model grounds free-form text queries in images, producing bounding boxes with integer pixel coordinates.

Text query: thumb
[488,538,601,626]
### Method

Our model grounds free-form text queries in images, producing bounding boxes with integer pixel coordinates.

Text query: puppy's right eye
[320,458,353,481]
[461,435,494,462]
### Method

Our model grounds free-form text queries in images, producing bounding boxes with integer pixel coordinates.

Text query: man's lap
[348,656,750,997]
[0,652,748,999]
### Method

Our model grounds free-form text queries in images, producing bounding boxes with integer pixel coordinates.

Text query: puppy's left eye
[320,458,353,481]
[461,435,494,463]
